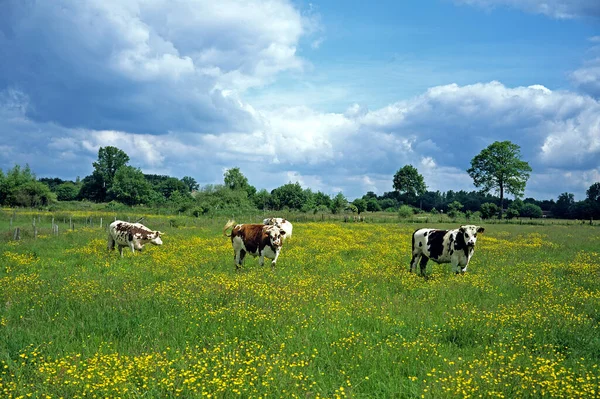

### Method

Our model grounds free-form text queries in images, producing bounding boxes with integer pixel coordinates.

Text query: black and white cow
[108,220,163,257]
[224,219,286,270]
[263,217,293,240]
[410,225,485,275]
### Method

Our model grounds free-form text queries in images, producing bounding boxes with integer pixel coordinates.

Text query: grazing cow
[410,225,485,275]
[108,220,163,257]
[224,219,286,270]
[263,217,293,240]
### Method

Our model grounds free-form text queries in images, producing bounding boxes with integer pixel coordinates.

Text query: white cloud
[0,0,312,134]
[3,81,599,200]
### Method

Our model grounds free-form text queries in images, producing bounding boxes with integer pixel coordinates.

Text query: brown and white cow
[108,220,163,257]
[263,217,293,240]
[223,219,286,270]
[410,225,484,275]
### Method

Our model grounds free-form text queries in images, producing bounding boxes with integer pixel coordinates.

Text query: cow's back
[413,228,450,261]
[232,224,266,255]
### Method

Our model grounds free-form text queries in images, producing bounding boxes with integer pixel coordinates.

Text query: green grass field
[1,212,599,398]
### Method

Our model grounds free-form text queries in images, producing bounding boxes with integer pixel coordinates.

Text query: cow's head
[149,231,164,246]
[459,225,484,247]
[265,226,286,247]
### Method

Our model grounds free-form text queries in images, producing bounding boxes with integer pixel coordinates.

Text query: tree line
[1,143,599,220]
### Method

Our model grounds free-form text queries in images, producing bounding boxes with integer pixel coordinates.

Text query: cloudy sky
[1,0,599,201]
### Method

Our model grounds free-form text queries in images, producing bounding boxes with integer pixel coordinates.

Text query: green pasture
[0,210,599,398]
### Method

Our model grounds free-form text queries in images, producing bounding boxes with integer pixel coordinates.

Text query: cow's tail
[223,219,236,237]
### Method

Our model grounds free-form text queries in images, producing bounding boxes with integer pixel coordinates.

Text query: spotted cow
[108,220,163,257]
[224,219,286,270]
[263,217,293,240]
[410,225,485,275]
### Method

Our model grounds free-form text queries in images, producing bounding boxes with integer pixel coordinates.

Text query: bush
[480,202,499,219]
[506,207,520,219]
[192,207,208,217]
[398,205,414,218]
[520,203,543,218]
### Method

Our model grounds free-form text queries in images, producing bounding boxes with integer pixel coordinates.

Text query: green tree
[181,176,199,192]
[10,181,57,207]
[520,203,543,218]
[480,202,499,219]
[330,192,348,214]
[352,198,367,214]
[224,167,256,197]
[314,191,332,208]
[554,192,574,219]
[253,189,272,210]
[93,146,130,200]
[366,197,382,212]
[447,201,464,219]
[467,141,532,218]
[55,182,80,201]
[156,177,188,200]
[393,165,426,204]
[270,182,306,210]
[109,166,154,206]
[587,182,600,202]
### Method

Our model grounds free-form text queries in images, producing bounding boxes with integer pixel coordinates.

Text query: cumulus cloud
[0,0,310,134]
[570,38,600,98]
[2,81,599,200]
[455,0,600,19]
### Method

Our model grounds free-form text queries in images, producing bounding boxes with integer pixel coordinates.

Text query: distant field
[1,212,599,398]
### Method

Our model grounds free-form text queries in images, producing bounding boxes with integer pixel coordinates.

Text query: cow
[108,220,163,257]
[263,217,293,240]
[409,225,485,275]
[223,219,286,270]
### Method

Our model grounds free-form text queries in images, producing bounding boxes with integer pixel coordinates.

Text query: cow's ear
[158,231,164,236]
[477,227,485,233]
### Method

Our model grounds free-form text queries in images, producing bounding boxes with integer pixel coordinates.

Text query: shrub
[506,207,520,219]
[398,205,414,218]
[480,202,499,219]
[520,203,543,218]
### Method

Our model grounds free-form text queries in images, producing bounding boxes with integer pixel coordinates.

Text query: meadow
[0,211,599,398]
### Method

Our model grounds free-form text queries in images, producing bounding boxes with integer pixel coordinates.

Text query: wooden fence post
[13,227,20,241]
[34,226,37,239]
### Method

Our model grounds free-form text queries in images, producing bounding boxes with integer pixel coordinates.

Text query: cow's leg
[451,258,461,274]
[460,263,468,274]
[419,255,429,276]
[234,249,242,270]
[270,249,281,269]
[129,242,136,254]
[409,253,421,273]
[107,236,115,251]
[239,250,246,267]
[259,254,265,267]
[118,245,124,257]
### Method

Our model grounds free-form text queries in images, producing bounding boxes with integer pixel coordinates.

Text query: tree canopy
[467,141,532,218]
[393,165,427,201]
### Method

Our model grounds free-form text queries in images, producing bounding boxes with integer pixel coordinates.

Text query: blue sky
[1,0,599,201]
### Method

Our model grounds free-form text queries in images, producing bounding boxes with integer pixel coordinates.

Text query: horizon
[1,0,599,202]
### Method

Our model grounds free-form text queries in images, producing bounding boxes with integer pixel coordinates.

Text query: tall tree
[467,141,532,218]
[109,166,153,206]
[92,146,130,200]
[330,192,348,214]
[587,182,600,202]
[393,165,426,205]
[181,176,199,192]
[554,192,574,219]
[223,167,256,197]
